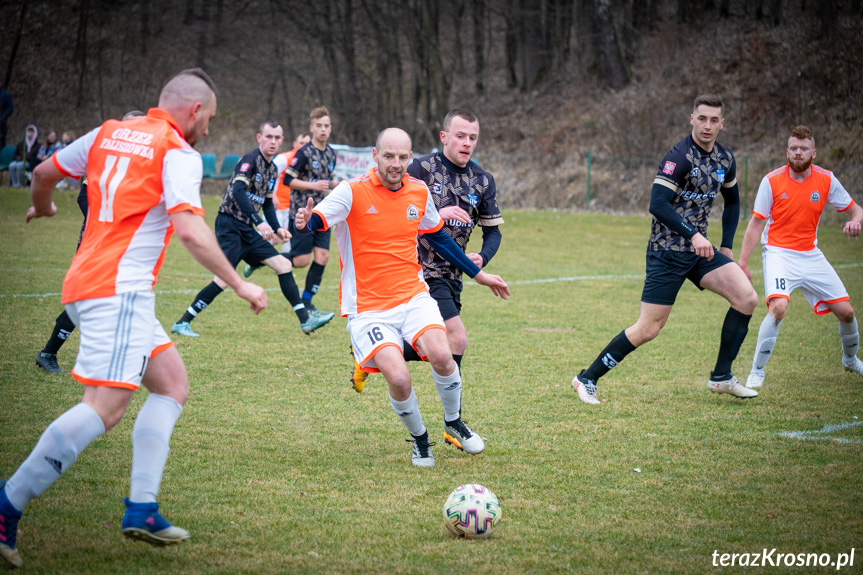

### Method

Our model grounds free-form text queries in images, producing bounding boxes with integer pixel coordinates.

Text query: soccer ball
[442,483,502,539]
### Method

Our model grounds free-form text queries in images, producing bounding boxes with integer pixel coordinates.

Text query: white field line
[778,420,863,445]
[2,262,862,299]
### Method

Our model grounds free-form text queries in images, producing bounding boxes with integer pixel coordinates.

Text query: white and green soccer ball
[442,483,502,539]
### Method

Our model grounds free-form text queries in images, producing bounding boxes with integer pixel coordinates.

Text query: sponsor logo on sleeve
[240,162,250,173]
[663,161,676,175]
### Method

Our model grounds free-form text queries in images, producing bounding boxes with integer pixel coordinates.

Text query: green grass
[1,187,862,574]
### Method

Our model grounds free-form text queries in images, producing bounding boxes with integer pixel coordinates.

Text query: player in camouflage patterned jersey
[172,122,333,337]
[571,94,759,404]
[284,106,338,317]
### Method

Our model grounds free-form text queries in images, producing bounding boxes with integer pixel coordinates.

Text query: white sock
[432,366,462,423]
[5,403,105,511]
[752,314,782,372]
[839,318,860,360]
[389,389,425,437]
[129,394,183,503]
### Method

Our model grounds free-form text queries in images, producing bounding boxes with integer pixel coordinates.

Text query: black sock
[583,330,636,382]
[278,272,309,323]
[179,281,224,324]
[43,310,76,355]
[303,262,326,305]
[452,354,463,370]
[713,307,752,378]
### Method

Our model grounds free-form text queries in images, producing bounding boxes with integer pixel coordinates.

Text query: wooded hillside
[2,0,861,211]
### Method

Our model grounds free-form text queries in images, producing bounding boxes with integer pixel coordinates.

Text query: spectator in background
[37,130,62,164]
[56,132,78,189]
[9,124,39,187]
[60,131,76,148]
[0,79,12,149]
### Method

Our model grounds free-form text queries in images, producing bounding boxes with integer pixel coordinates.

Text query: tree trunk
[472,0,486,94]
[517,0,545,90]
[594,0,628,89]
[4,0,29,88]
[76,0,90,108]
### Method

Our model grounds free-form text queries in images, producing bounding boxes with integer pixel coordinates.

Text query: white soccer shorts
[65,291,173,390]
[761,245,850,315]
[347,292,446,373]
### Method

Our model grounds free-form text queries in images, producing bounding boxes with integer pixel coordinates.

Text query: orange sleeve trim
[837,199,855,213]
[313,209,330,231]
[72,369,139,391]
[752,211,767,220]
[814,296,850,316]
[418,219,444,235]
[52,154,74,178]
[167,203,205,216]
[150,341,174,359]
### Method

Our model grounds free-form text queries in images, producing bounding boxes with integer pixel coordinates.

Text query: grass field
[1,187,862,574]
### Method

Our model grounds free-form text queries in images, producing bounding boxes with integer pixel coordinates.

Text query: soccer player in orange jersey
[294,128,509,467]
[738,125,863,389]
[0,69,268,569]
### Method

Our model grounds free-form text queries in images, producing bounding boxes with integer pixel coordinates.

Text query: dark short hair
[259,120,281,134]
[790,125,814,145]
[443,109,479,131]
[692,94,724,115]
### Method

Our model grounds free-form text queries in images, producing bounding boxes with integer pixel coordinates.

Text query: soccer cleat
[0,480,23,569]
[171,322,200,338]
[35,351,63,373]
[301,310,335,334]
[443,418,485,454]
[121,498,189,546]
[408,432,435,467]
[843,356,863,377]
[242,263,259,278]
[572,371,601,405]
[746,371,765,389]
[707,374,758,398]
[443,431,463,451]
[351,358,368,393]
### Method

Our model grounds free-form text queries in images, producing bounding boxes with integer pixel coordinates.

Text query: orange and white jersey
[753,164,855,251]
[312,167,443,316]
[52,108,204,304]
[273,149,298,210]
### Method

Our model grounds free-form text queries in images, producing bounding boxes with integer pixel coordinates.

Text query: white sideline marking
[778,421,863,445]
[2,262,861,299]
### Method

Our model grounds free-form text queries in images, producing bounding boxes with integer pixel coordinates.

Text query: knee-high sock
[713,308,752,377]
[303,262,326,305]
[5,403,105,511]
[179,281,223,324]
[583,330,636,382]
[839,317,860,359]
[42,310,77,355]
[278,272,309,323]
[390,389,425,437]
[752,314,782,372]
[129,394,183,504]
[432,366,462,423]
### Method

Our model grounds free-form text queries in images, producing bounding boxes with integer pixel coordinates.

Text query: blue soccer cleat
[0,480,23,569]
[121,498,189,546]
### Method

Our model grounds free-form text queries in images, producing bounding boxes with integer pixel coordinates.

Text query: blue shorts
[426,277,463,321]
[641,249,732,306]
[215,213,281,268]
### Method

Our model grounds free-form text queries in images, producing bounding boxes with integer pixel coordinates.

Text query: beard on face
[789,159,812,173]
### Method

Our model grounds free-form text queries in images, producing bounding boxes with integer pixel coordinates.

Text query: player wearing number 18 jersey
[738,125,863,389]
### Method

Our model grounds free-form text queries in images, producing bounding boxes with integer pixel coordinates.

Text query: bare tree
[594,0,628,89]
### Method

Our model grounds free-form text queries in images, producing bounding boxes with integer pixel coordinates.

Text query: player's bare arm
[473,270,510,300]
[438,205,472,224]
[25,159,62,222]
[289,178,330,192]
[737,216,766,282]
[690,233,715,261]
[170,210,268,313]
[843,203,863,237]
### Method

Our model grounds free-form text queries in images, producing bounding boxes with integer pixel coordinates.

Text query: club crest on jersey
[240,163,250,173]
[432,183,442,195]
[716,168,725,184]
[663,161,676,175]
[312,160,320,169]
[690,167,699,178]
[328,161,335,171]
[810,190,820,202]
[467,193,479,207]
[406,205,419,220]
[255,173,262,183]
